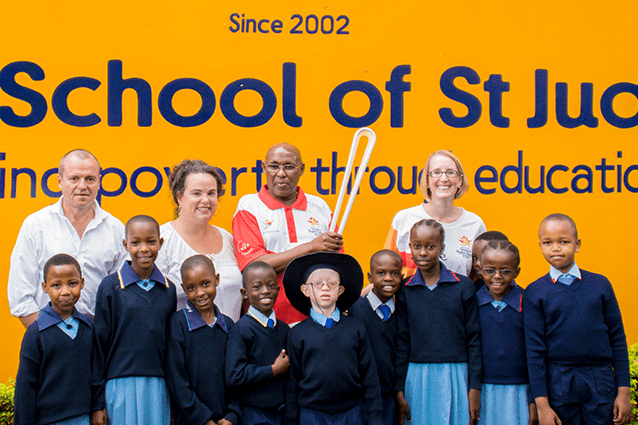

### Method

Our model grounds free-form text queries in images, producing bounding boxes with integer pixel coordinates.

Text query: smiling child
[166,254,240,425]
[226,261,290,425]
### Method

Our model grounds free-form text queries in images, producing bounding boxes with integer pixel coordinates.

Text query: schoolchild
[283,252,383,425]
[15,253,96,425]
[349,250,403,425]
[92,215,177,425]
[166,255,240,425]
[524,214,631,425]
[476,241,537,425]
[469,231,508,292]
[226,261,290,425]
[395,219,481,425]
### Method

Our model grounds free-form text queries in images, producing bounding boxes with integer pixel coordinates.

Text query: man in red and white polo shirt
[232,143,344,323]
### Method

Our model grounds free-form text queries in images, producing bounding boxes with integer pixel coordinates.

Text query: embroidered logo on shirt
[264,219,273,229]
[307,217,319,226]
[238,241,253,255]
[458,236,472,246]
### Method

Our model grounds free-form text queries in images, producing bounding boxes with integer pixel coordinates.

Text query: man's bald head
[265,143,303,164]
[59,149,100,176]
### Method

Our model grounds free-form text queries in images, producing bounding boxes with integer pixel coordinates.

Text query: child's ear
[122,239,129,251]
[514,267,521,278]
[180,283,187,293]
[367,271,372,283]
[80,277,85,290]
[158,237,164,250]
[300,284,311,298]
[575,238,581,253]
[42,281,48,294]
[215,273,220,287]
[240,287,248,299]
[338,286,345,297]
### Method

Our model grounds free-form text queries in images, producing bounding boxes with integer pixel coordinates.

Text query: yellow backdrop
[1,0,637,380]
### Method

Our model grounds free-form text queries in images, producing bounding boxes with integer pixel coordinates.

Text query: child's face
[42,264,84,319]
[481,249,520,301]
[300,268,344,314]
[471,240,489,281]
[181,264,220,315]
[368,254,403,303]
[538,219,581,273]
[409,226,444,274]
[123,221,163,277]
[241,267,279,317]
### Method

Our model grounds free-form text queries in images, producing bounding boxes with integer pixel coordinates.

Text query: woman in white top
[156,159,243,320]
[385,150,486,278]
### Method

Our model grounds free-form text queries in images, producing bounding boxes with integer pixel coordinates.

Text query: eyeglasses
[264,163,301,173]
[482,268,515,278]
[428,169,461,178]
[305,281,340,290]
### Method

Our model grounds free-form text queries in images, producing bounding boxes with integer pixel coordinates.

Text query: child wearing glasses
[283,252,383,425]
[476,240,538,425]
[395,219,481,425]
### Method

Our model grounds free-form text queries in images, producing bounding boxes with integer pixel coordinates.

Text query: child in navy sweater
[15,253,97,425]
[395,219,481,425]
[476,240,537,425]
[166,254,240,425]
[349,250,403,425]
[92,215,177,425]
[283,252,383,425]
[226,261,290,425]
[524,214,631,425]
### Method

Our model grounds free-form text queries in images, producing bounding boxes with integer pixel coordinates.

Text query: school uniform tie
[378,304,391,322]
[267,318,275,329]
[325,318,334,328]
[557,274,576,286]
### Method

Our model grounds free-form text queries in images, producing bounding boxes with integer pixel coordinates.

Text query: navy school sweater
[14,305,96,425]
[477,284,528,385]
[395,263,481,391]
[225,313,290,410]
[348,296,397,395]
[93,262,177,404]
[285,315,383,425]
[523,269,630,399]
[166,303,241,425]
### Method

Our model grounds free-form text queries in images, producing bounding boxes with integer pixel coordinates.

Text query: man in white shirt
[8,149,127,326]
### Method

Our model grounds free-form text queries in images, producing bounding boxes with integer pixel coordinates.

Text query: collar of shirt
[477,283,523,312]
[248,305,277,327]
[118,261,168,289]
[38,303,91,331]
[366,290,395,314]
[405,261,460,287]
[258,185,308,211]
[549,263,581,283]
[54,197,108,230]
[310,307,341,327]
[183,301,228,333]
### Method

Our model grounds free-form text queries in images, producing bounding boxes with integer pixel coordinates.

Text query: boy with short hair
[226,261,290,425]
[166,254,240,425]
[349,250,403,425]
[14,253,97,425]
[284,252,383,425]
[469,230,509,291]
[524,213,631,425]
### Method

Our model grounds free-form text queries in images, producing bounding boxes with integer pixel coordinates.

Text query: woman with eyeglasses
[155,159,243,320]
[384,150,486,278]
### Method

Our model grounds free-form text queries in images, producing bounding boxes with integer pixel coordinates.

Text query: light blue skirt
[405,362,469,425]
[478,383,529,425]
[105,377,170,425]
[52,415,90,425]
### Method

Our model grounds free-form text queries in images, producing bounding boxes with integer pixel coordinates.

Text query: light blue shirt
[136,279,156,292]
[549,263,581,285]
[310,307,341,327]
[248,305,277,327]
[367,291,395,320]
[56,316,80,339]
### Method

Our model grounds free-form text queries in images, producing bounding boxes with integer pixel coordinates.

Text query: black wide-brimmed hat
[283,252,363,316]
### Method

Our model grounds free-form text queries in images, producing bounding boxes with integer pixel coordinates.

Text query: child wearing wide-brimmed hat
[283,252,383,425]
